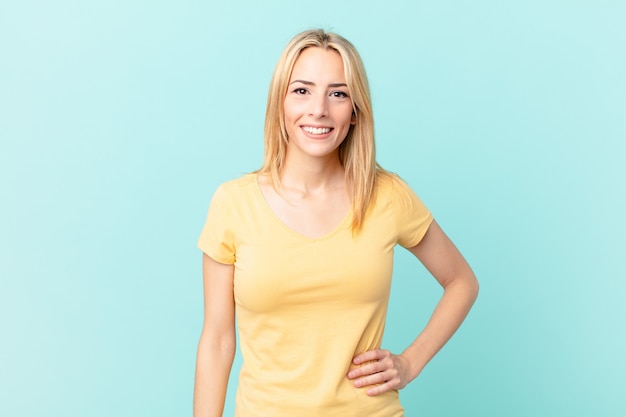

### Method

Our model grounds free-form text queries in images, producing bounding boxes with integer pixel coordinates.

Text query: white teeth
[302,126,331,135]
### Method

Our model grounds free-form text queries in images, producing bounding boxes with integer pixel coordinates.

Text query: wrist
[399,347,425,381]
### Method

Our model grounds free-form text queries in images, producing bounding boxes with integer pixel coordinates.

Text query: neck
[280,151,345,194]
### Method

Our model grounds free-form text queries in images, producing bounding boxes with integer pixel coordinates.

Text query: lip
[300,124,333,129]
[300,126,334,139]
[300,124,334,140]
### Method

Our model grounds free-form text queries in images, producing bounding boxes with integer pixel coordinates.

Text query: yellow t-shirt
[198,173,433,417]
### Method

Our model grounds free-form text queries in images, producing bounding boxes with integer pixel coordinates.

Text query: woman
[194,29,478,417]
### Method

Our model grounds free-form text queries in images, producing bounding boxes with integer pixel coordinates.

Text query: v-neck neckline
[252,173,352,242]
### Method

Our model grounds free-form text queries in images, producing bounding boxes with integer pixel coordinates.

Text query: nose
[309,94,328,118]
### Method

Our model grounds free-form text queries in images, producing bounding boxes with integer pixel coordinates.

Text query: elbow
[444,270,479,304]
[462,267,479,298]
[197,329,237,362]
[461,268,479,306]
[470,273,479,303]
[217,337,237,361]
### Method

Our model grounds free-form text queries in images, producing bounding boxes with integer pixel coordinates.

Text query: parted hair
[259,28,389,233]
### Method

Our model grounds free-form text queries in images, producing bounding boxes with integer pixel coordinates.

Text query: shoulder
[212,173,258,200]
[374,171,431,219]
[205,174,259,218]
[376,171,403,190]
[375,171,417,203]
[217,173,257,193]
[375,171,433,247]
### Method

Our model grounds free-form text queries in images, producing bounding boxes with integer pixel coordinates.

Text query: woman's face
[283,47,355,162]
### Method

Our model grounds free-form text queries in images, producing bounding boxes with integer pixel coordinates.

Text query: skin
[258,47,355,238]
[347,220,478,395]
[193,256,235,417]
[193,46,478,415]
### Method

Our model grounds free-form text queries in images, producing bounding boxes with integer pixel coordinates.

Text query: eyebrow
[289,79,348,88]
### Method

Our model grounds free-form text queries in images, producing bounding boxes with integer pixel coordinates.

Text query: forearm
[401,273,478,380]
[349,223,479,395]
[193,332,236,417]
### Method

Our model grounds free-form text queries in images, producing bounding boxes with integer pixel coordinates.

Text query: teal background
[1,0,624,416]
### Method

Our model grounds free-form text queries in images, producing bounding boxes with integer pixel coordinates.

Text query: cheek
[338,105,356,127]
[283,97,305,120]
[282,103,292,122]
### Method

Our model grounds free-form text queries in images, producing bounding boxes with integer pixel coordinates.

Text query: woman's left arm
[347,220,479,396]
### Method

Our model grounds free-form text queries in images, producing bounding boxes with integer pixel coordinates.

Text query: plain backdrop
[1,1,624,416]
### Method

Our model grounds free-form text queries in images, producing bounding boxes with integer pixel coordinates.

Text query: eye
[293,88,308,95]
[331,91,349,98]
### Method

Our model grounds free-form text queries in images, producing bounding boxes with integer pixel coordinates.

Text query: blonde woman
[194,29,478,417]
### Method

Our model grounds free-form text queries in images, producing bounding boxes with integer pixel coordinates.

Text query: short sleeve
[391,177,434,248]
[197,185,236,264]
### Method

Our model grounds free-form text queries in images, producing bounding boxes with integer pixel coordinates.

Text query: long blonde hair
[259,29,388,233]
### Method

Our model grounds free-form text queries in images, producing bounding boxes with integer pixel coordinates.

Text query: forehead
[289,47,346,81]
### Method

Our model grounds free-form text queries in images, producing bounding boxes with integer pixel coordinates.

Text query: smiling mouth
[302,126,332,135]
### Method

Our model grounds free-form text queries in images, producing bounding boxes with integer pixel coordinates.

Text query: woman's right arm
[193,253,236,417]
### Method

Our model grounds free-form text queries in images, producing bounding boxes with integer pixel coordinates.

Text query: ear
[351,112,357,125]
